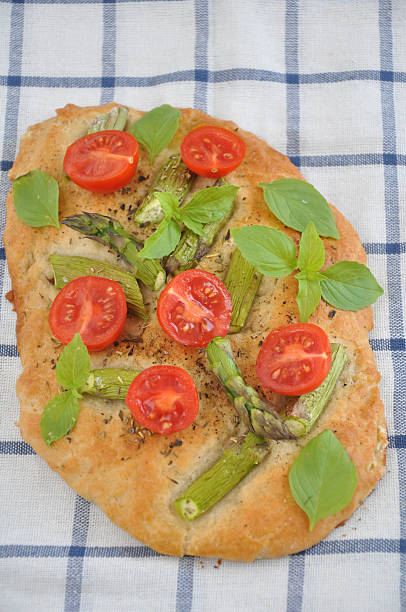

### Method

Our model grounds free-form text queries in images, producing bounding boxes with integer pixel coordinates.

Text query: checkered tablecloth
[0,1,405,610]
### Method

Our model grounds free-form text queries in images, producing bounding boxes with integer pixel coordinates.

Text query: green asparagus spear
[165,203,234,275]
[49,254,147,319]
[78,368,139,399]
[87,106,129,133]
[133,155,195,225]
[225,249,263,333]
[174,432,269,521]
[62,212,166,291]
[282,343,347,436]
[165,229,200,274]
[206,337,295,440]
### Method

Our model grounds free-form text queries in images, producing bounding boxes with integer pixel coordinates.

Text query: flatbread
[4,103,387,561]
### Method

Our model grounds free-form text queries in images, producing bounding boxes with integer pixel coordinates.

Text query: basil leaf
[320,261,384,310]
[55,334,91,390]
[12,170,60,228]
[40,390,80,447]
[139,216,181,259]
[180,185,238,231]
[259,179,339,239]
[295,277,322,322]
[289,429,358,531]
[181,215,206,236]
[155,191,181,220]
[297,222,325,272]
[129,104,181,163]
[231,225,297,278]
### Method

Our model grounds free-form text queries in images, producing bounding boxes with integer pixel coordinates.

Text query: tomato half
[157,269,232,347]
[49,276,127,351]
[126,365,199,434]
[256,323,332,396]
[180,125,246,178]
[63,130,139,193]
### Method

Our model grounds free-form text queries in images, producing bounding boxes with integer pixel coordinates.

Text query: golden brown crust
[4,103,386,561]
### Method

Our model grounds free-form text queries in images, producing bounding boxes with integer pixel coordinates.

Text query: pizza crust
[4,103,387,560]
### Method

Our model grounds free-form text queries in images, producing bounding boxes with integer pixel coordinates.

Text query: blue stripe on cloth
[176,556,194,612]
[364,242,406,255]
[2,69,406,90]
[101,0,116,104]
[0,345,19,357]
[287,554,305,611]
[378,2,406,610]
[304,538,406,555]
[0,441,35,455]
[193,0,209,111]
[285,1,303,609]
[3,0,187,3]
[0,544,160,558]
[285,0,300,159]
[370,338,406,351]
[1,5,23,167]
[64,496,91,612]
[0,2,23,319]
[289,153,406,167]
[1,538,404,559]
[389,435,406,449]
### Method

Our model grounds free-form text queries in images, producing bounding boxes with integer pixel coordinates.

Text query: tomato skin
[63,130,139,193]
[49,276,127,351]
[126,365,199,435]
[256,323,332,396]
[180,125,246,178]
[157,269,232,347]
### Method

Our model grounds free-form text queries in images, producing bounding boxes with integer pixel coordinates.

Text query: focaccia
[4,103,387,561]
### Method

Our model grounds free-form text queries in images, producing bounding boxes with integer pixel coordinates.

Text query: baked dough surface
[4,103,387,561]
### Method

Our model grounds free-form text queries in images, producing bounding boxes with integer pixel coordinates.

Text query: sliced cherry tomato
[157,269,232,347]
[63,130,139,193]
[256,323,332,396]
[49,276,127,351]
[126,365,199,435]
[180,125,246,178]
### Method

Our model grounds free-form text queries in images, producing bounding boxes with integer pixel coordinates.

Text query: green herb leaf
[231,225,297,277]
[320,261,384,310]
[180,185,238,236]
[40,390,80,447]
[139,216,181,259]
[12,170,60,228]
[155,191,181,220]
[129,104,181,163]
[289,429,358,531]
[296,277,322,322]
[259,179,339,239]
[55,333,91,390]
[297,222,325,272]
